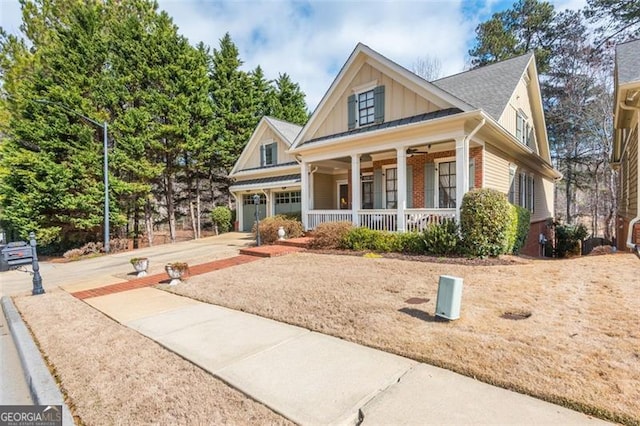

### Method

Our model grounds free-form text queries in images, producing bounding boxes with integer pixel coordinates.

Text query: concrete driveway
[0,232,254,297]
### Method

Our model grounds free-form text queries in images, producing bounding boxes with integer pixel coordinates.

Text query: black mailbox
[1,241,33,269]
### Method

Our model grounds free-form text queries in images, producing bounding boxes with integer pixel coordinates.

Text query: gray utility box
[1,241,32,271]
[435,275,463,320]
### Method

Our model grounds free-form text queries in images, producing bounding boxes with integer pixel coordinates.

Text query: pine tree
[271,73,309,125]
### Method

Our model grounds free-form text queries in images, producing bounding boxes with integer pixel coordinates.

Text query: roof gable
[432,52,534,121]
[289,43,473,150]
[230,116,302,175]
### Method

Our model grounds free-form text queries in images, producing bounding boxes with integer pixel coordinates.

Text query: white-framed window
[361,173,373,209]
[348,84,384,129]
[516,110,533,147]
[518,172,535,212]
[383,166,397,209]
[437,160,456,208]
[260,142,277,167]
[508,164,517,204]
[358,90,375,126]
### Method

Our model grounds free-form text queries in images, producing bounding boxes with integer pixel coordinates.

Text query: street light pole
[103,121,110,253]
[36,99,110,253]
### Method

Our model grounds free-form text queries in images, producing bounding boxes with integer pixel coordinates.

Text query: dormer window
[260,142,277,167]
[348,85,385,129]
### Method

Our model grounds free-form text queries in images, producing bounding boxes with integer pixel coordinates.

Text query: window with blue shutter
[261,142,277,167]
[373,85,385,123]
[425,163,435,208]
[348,94,357,129]
[406,165,413,208]
[349,85,385,129]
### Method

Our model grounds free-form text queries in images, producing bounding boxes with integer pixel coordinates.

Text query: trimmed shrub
[211,206,232,233]
[505,204,531,254]
[511,205,531,254]
[555,224,588,258]
[342,227,399,252]
[460,189,511,257]
[423,219,460,256]
[308,221,353,249]
[253,215,304,244]
[395,231,426,254]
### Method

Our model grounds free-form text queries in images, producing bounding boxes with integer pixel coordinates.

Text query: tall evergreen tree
[585,0,640,45]
[271,73,309,125]
[468,0,555,73]
[209,33,254,174]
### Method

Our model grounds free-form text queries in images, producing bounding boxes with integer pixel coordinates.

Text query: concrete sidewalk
[82,287,609,425]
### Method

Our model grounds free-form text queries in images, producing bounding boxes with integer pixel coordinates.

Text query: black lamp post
[36,99,110,253]
[253,193,261,246]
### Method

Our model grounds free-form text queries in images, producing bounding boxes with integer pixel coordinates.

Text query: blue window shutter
[425,163,435,208]
[516,114,523,142]
[469,158,475,190]
[406,165,413,208]
[374,85,385,123]
[348,94,357,129]
[260,145,265,167]
[373,168,383,209]
[271,142,278,165]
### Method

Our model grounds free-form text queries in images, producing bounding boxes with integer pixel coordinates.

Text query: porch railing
[307,210,352,229]
[307,208,457,232]
[358,210,397,231]
[405,208,456,232]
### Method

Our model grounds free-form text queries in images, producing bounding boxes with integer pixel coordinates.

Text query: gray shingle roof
[265,117,302,146]
[305,108,462,145]
[432,53,533,121]
[231,174,301,188]
[616,39,640,85]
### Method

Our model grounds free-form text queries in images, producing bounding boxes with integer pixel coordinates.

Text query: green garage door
[242,194,266,232]
[274,191,301,219]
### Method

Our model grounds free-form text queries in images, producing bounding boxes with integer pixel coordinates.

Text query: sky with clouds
[1,0,586,110]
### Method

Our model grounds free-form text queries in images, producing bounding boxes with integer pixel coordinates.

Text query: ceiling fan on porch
[406,145,431,155]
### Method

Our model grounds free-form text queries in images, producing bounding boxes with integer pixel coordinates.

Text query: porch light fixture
[253,193,261,246]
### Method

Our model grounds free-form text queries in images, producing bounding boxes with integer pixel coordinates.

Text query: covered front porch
[298,132,483,232]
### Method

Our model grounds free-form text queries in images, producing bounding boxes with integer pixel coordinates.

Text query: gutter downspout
[618,100,640,251]
[455,118,485,222]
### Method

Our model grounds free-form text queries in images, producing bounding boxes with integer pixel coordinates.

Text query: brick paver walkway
[71,254,259,300]
[71,239,310,300]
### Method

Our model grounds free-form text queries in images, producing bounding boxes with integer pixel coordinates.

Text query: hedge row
[310,189,531,257]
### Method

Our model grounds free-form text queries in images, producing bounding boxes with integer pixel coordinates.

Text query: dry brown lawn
[168,251,640,425]
[13,290,291,425]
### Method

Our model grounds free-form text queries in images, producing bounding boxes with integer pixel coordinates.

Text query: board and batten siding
[310,63,438,141]
[313,173,336,209]
[245,127,294,169]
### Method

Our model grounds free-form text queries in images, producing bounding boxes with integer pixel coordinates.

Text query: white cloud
[1,0,589,110]
[157,0,477,110]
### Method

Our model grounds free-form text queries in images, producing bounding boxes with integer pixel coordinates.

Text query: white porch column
[351,154,361,226]
[309,168,315,210]
[396,147,407,232]
[455,136,469,221]
[301,161,309,230]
